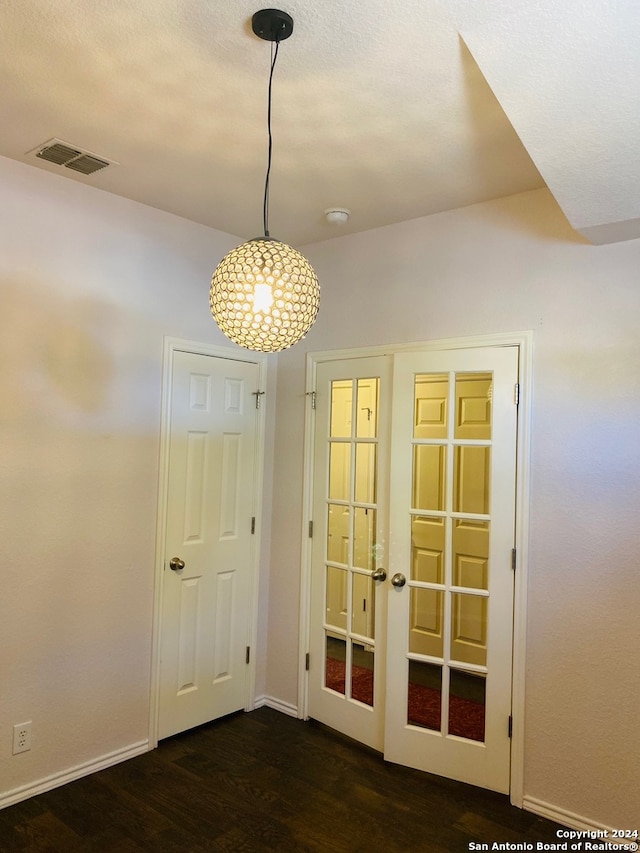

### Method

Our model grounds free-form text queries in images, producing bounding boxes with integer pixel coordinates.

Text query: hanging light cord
[263,37,281,238]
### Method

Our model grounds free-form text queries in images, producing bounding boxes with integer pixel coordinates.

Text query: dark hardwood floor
[0,706,564,852]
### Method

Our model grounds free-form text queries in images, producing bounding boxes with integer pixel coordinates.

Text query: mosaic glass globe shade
[210,237,320,353]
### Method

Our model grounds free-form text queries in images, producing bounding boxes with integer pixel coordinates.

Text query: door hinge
[246,646,251,665]
[252,390,265,410]
[514,383,520,406]
[511,548,517,571]
[251,516,256,535]
[305,653,310,671]
[508,715,513,738]
[308,520,313,538]
[306,390,317,410]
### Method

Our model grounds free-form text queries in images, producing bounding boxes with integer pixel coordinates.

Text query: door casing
[299,331,532,807]
[149,336,268,748]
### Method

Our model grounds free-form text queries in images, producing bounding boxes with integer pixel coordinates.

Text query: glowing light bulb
[253,282,274,313]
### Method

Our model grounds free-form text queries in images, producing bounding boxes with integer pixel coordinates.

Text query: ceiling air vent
[30,139,115,175]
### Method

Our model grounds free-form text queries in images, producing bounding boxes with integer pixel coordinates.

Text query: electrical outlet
[13,721,32,754]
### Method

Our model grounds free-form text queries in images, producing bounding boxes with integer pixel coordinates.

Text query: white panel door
[307,346,518,793]
[158,351,259,740]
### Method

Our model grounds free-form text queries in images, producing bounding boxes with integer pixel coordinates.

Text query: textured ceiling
[459,0,640,245]
[0,0,637,246]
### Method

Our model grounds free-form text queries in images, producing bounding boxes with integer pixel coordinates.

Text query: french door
[308,357,391,750]
[307,345,519,793]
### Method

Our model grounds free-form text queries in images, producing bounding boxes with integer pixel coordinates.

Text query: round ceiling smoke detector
[325,208,350,225]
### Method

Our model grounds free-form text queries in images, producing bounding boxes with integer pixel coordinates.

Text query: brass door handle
[371,568,387,582]
[169,557,185,571]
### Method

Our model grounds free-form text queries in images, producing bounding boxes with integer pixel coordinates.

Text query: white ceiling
[1,0,638,246]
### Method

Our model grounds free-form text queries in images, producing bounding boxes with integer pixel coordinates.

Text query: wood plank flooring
[0,706,565,852]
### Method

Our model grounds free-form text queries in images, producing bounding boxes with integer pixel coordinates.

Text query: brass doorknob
[391,573,406,588]
[169,557,185,571]
[371,568,387,582]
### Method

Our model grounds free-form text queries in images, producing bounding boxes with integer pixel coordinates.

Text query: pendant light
[210,9,320,353]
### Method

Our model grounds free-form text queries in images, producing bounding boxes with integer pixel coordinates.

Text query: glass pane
[330,380,352,438]
[356,378,379,438]
[414,374,448,439]
[407,660,442,730]
[449,669,486,742]
[351,641,374,706]
[450,593,487,667]
[353,507,375,570]
[412,445,445,511]
[453,446,490,514]
[409,588,444,657]
[354,443,377,504]
[411,516,445,583]
[455,373,492,440]
[352,571,375,640]
[325,635,346,695]
[325,566,347,630]
[327,504,349,564]
[453,519,489,590]
[328,442,351,501]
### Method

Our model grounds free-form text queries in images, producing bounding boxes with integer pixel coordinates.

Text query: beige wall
[0,155,275,801]
[266,188,640,828]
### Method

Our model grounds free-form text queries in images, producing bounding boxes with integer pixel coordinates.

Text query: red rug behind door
[325,657,485,742]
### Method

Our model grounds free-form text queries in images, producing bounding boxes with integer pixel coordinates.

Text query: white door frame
[299,331,532,807]
[149,336,268,749]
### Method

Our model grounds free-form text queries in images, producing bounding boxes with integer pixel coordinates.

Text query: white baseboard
[0,740,149,811]
[524,796,633,844]
[254,694,300,718]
